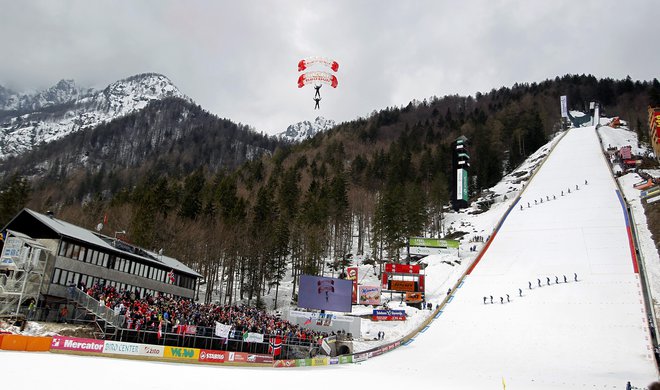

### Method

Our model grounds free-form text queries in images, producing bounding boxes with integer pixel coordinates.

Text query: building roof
[10,209,201,278]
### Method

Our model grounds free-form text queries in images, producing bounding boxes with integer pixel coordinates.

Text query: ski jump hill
[1,125,658,389]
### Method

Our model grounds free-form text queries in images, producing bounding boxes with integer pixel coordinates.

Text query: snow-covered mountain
[0,73,190,159]
[0,79,93,112]
[277,116,335,142]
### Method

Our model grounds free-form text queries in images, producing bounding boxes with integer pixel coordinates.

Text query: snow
[0,74,190,159]
[277,116,336,142]
[2,122,659,389]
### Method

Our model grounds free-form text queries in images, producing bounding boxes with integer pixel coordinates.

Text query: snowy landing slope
[371,125,656,388]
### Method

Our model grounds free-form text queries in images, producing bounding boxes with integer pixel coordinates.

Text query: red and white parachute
[297,72,338,88]
[298,57,339,72]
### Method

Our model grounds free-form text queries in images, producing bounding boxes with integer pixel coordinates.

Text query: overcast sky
[1,1,657,135]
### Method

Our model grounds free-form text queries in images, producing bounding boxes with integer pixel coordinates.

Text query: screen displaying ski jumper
[298,275,353,313]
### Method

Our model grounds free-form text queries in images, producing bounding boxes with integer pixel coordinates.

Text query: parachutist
[314,84,322,99]
[314,97,321,110]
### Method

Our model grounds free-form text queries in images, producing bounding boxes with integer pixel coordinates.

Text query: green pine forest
[1,74,659,309]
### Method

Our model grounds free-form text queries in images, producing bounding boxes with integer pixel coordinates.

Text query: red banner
[385,263,420,274]
[199,349,226,363]
[418,275,425,292]
[50,336,104,353]
[347,267,358,304]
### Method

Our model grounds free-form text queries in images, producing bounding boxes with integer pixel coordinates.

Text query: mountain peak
[278,116,336,142]
[0,73,191,159]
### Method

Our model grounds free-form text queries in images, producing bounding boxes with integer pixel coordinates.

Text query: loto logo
[247,355,256,362]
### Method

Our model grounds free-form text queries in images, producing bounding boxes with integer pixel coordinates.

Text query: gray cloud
[1,0,657,135]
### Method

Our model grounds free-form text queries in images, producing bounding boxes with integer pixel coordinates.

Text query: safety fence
[0,334,377,367]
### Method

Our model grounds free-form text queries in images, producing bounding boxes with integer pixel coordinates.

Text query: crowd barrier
[0,334,52,351]
[0,331,407,368]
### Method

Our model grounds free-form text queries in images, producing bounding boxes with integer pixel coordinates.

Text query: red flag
[269,336,282,356]
[157,320,163,339]
[304,317,312,325]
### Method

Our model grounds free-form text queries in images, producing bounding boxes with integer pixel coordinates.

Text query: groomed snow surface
[2,124,659,389]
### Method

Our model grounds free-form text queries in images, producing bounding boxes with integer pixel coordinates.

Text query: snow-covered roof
[21,208,201,277]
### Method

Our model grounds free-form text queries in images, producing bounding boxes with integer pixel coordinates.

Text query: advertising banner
[407,246,444,256]
[164,346,199,360]
[298,275,353,312]
[358,285,381,305]
[315,312,334,326]
[381,272,388,290]
[102,340,141,356]
[50,336,104,353]
[409,237,459,249]
[312,357,329,366]
[457,168,464,201]
[372,309,407,321]
[215,322,232,338]
[274,360,297,368]
[385,263,421,274]
[462,168,469,201]
[418,275,425,292]
[199,349,226,363]
[560,95,568,118]
[347,267,358,304]
[390,280,416,292]
[274,359,296,368]
[225,351,249,363]
[652,112,660,135]
[405,292,424,303]
[247,354,274,364]
[140,344,164,358]
[339,355,353,364]
[1,237,23,269]
[296,358,313,367]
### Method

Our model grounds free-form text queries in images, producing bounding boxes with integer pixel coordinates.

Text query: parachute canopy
[298,72,338,88]
[298,57,339,72]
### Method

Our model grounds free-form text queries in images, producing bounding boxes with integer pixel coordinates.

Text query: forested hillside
[1,74,658,308]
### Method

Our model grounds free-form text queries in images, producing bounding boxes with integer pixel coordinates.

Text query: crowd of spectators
[81,283,327,346]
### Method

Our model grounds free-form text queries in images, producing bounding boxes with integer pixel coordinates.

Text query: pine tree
[0,174,31,226]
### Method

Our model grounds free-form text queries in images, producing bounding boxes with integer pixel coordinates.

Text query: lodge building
[0,208,201,313]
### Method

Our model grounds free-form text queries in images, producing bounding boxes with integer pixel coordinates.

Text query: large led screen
[298,275,353,313]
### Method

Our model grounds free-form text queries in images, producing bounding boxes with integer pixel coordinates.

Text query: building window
[78,247,86,261]
[58,270,69,285]
[52,268,61,283]
[59,242,67,257]
[72,245,80,259]
[65,243,74,258]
